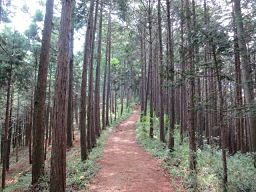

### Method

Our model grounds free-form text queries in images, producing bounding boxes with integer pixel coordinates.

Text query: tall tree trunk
[2,61,12,189]
[106,3,112,126]
[140,33,145,120]
[50,0,73,191]
[94,0,103,138]
[184,0,197,173]
[231,4,244,153]
[6,84,14,172]
[79,0,94,161]
[29,91,33,164]
[180,0,186,143]
[148,0,154,138]
[212,45,228,185]
[74,93,79,125]
[88,0,99,150]
[158,0,165,143]
[233,0,256,153]
[32,0,54,184]
[67,19,75,148]
[143,27,149,117]
[120,85,124,115]
[166,0,175,149]
[203,0,210,144]
[102,7,111,130]
[44,63,52,160]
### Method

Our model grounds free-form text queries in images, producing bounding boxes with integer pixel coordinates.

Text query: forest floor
[1,108,182,191]
[88,109,176,192]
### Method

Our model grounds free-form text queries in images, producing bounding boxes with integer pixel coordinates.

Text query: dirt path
[89,110,176,192]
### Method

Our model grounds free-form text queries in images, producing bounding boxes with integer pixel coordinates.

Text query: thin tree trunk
[212,45,228,185]
[102,6,111,130]
[148,0,154,138]
[106,3,112,126]
[143,27,149,117]
[157,0,165,143]
[180,0,186,143]
[74,93,79,125]
[185,0,197,173]
[88,0,99,150]
[114,90,117,121]
[79,0,94,161]
[6,84,14,172]
[29,91,33,164]
[67,19,75,148]
[166,0,175,149]
[140,33,145,120]
[32,0,54,184]
[94,0,103,138]
[45,63,52,160]
[121,86,124,115]
[2,61,12,189]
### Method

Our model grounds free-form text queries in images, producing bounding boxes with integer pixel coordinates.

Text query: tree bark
[140,32,145,120]
[184,0,197,172]
[106,3,112,126]
[79,0,94,161]
[102,6,111,130]
[180,0,186,143]
[45,63,52,160]
[6,84,14,172]
[166,0,175,149]
[94,0,103,138]
[212,45,228,185]
[87,0,99,150]
[148,0,154,138]
[67,18,75,148]
[158,0,165,143]
[233,0,256,153]
[2,61,12,189]
[32,0,54,184]
[50,0,73,191]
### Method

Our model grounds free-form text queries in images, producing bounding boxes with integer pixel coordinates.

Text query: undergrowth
[136,114,256,192]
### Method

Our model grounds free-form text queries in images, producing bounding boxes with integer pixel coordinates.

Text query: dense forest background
[0,0,256,191]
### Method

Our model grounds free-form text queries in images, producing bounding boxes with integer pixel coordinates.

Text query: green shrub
[136,116,256,192]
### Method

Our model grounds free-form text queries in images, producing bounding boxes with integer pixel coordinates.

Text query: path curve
[88,110,176,192]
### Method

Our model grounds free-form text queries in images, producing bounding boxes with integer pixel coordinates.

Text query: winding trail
[88,110,176,192]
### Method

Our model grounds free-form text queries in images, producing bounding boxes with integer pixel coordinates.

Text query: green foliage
[135,116,256,192]
[112,0,130,21]
[3,168,32,192]
[33,9,43,22]
[25,23,39,39]
[66,130,108,191]
[0,27,31,89]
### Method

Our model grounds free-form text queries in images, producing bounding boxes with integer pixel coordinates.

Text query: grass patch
[136,115,256,192]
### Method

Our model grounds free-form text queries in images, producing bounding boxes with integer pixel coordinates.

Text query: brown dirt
[88,110,176,192]
[0,146,31,188]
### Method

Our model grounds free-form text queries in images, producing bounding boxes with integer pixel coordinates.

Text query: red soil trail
[88,110,176,192]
